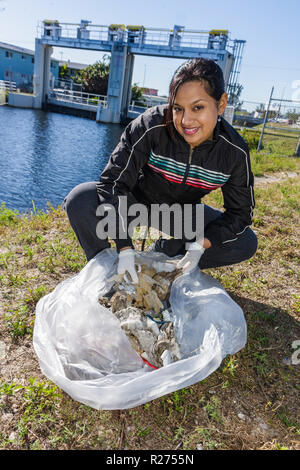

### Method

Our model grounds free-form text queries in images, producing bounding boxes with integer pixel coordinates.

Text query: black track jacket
[96,104,255,252]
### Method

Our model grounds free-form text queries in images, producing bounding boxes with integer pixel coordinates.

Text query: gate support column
[33,38,53,109]
[98,44,134,123]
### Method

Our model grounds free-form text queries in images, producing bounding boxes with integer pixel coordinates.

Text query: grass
[0,162,299,449]
[250,136,299,177]
[234,126,300,176]
[251,150,299,176]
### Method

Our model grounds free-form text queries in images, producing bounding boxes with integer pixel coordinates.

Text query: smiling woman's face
[172,80,227,148]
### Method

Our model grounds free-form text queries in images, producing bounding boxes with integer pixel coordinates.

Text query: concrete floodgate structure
[30,20,245,123]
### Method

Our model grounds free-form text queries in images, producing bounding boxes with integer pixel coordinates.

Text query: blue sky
[1,0,299,109]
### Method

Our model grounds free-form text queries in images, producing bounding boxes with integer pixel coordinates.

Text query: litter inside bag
[33,248,247,410]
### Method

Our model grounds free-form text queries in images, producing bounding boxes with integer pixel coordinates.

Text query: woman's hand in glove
[176,241,206,274]
[117,248,139,283]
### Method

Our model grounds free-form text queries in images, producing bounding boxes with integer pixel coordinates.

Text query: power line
[243,64,300,72]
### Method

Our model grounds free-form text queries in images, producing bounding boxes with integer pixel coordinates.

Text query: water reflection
[0,106,124,213]
[28,110,51,205]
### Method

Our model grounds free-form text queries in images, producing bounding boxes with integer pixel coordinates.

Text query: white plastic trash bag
[33,248,247,410]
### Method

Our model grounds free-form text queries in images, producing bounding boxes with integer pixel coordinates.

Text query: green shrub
[0,202,19,226]
[239,129,262,150]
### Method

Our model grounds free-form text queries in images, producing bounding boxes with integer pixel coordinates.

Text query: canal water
[0,106,124,213]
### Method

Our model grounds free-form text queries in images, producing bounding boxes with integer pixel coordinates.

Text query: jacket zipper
[181,147,194,184]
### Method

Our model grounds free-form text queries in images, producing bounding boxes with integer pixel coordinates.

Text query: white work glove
[176,241,205,273]
[117,249,139,283]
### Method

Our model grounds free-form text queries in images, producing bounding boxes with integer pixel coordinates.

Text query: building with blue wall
[0,41,59,92]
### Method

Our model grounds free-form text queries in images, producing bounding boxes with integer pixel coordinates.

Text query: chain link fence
[233,87,300,157]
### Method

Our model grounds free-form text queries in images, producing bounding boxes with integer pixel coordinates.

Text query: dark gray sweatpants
[63,181,257,269]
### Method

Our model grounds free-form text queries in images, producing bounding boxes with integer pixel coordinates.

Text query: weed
[291,295,300,314]
[18,231,44,244]
[31,200,37,216]
[167,388,194,413]
[25,285,48,305]
[0,252,14,269]
[37,255,56,273]
[183,427,219,450]
[7,273,27,287]
[253,351,270,377]
[204,397,223,423]
[0,202,19,226]
[173,426,184,441]
[254,310,276,323]
[30,440,42,450]
[4,304,33,340]
[137,426,151,438]
[196,428,219,449]
[22,377,62,414]
[256,334,269,347]
[274,442,289,450]
[222,356,239,378]
[16,418,29,440]
[24,246,34,261]
[253,216,265,227]
[221,380,230,389]
[0,381,23,396]
[278,408,300,434]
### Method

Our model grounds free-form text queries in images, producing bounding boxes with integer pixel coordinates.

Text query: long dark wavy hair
[165,58,225,139]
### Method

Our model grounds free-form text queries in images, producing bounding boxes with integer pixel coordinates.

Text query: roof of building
[0,40,34,55]
[58,60,89,70]
[0,40,59,61]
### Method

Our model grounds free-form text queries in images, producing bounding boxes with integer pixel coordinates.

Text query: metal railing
[128,95,168,113]
[38,21,237,52]
[50,88,166,111]
[139,94,168,106]
[128,103,147,114]
[0,80,17,91]
[49,88,108,107]
[54,78,83,92]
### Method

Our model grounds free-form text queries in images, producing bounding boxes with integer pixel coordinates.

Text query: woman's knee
[235,228,258,262]
[200,228,257,269]
[245,228,258,259]
[63,181,98,218]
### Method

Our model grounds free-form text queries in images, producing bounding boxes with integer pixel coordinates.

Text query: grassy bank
[237,125,300,177]
[0,169,299,449]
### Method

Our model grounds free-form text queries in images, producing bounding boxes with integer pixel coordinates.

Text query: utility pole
[296,133,300,157]
[257,86,274,152]
[143,64,147,88]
